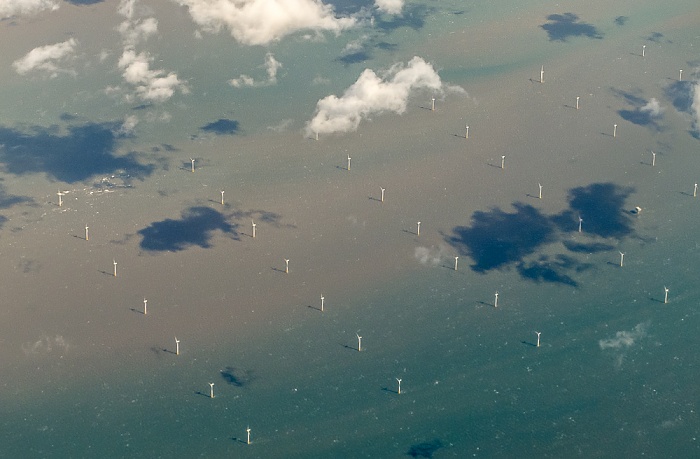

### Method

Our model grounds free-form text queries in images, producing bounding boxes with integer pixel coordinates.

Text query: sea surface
[1,0,699,457]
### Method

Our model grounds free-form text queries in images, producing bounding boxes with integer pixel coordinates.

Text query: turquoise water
[1,0,700,457]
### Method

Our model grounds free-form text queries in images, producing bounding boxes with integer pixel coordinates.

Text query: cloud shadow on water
[517,254,592,287]
[0,122,154,183]
[617,108,662,129]
[139,206,238,252]
[562,240,615,253]
[0,183,32,209]
[374,4,433,32]
[540,13,603,42]
[445,183,635,285]
[553,183,635,239]
[220,367,254,387]
[446,203,556,273]
[63,0,105,4]
[323,0,373,15]
[200,119,240,135]
[664,80,693,113]
[337,50,372,65]
[407,439,443,458]
[612,88,664,130]
[645,32,665,43]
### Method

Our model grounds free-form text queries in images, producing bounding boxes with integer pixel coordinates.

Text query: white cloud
[117,0,159,46]
[0,0,58,19]
[267,118,293,132]
[374,0,403,15]
[640,97,664,118]
[118,49,187,102]
[173,0,357,46]
[117,114,139,136]
[12,38,78,77]
[114,0,186,103]
[118,16,159,46]
[312,75,330,85]
[229,52,282,87]
[599,323,648,350]
[306,56,464,136]
[117,0,136,19]
[343,35,367,53]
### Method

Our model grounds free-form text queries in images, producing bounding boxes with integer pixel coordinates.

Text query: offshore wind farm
[1,0,700,457]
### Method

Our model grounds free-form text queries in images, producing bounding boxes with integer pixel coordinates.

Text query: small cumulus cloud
[115,0,187,103]
[374,0,403,15]
[118,16,159,46]
[117,114,139,136]
[173,0,358,46]
[0,0,59,19]
[22,335,70,355]
[12,38,78,77]
[229,52,282,87]
[305,56,465,136]
[599,322,648,350]
[267,118,293,132]
[415,245,449,266]
[343,35,368,53]
[118,49,188,102]
[640,97,664,118]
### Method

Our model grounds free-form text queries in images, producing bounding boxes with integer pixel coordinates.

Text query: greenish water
[1,0,699,457]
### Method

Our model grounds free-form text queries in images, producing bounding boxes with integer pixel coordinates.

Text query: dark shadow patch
[540,13,603,42]
[63,0,105,4]
[446,203,556,273]
[0,122,154,183]
[553,183,634,238]
[618,107,663,129]
[445,183,635,285]
[645,32,664,43]
[138,206,238,252]
[230,208,293,229]
[337,37,399,66]
[375,41,398,51]
[201,119,240,135]
[611,88,647,106]
[220,367,254,387]
[374,4,433,31]
[517,256,578,287]
[614,16,628,26]
[59,112,78,121]
[323,0,373,15]
[617,109,650,127]
[612,89,664,130]
[0,183,32,209]
[338,50,371,65]
[407,439,444,458]
[563,240,615,253]
[664,80,693,113]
